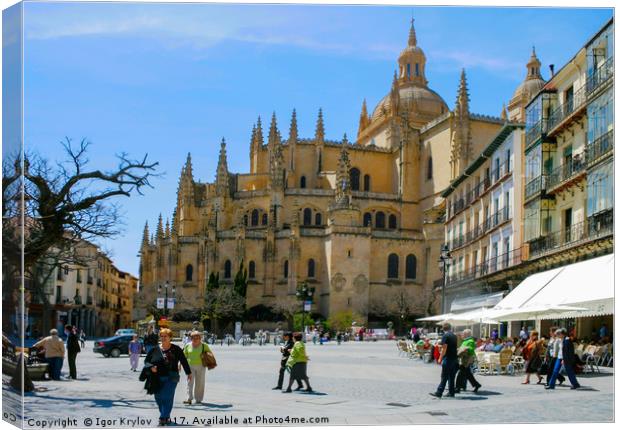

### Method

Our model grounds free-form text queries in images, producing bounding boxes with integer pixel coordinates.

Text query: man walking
[455,329,481,393]
[429,322,458,398]
[144,325,159,355]
[66,325,81,379]
[33,329,65,380]
[546,328,580,390]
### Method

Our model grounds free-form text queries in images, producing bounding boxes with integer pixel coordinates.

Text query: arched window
[185,264,193,282]
[307,259,316,278]
[249,261,256,279]
[251,209,259,226]
[363,174,371,191]
[243,214,248,226]
[303,208,312,226]
[389,214,397,229]
[224,260,232,279]
[427,156,433,180]
[300,176,306,189]
[363,212,372,227]
[350,168,361,191]
[315,213,322,226]
[387,254,399,279]
[283,260,289,278]
[262,213,268,226]
[407,63,411,78]
[406,254,417,280]
[376,211,386,229]
[415,63,420,77]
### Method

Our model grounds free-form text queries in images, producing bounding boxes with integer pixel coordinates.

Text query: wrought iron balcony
[586,56,614,97]
[527,210,613,258]
[446,247,523,287]
[546,85,587,135]
[546,153,586,191]
[586,129,614,166]
[525,175,547,200]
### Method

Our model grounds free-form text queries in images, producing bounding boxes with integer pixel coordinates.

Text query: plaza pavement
[2,340,614,427]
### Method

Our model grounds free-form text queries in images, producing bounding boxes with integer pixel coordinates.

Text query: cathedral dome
[371,85,448,121]
[511,47,546,102]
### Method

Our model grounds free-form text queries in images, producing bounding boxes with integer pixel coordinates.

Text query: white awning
[449,291,505,312]
[492,254,614,321]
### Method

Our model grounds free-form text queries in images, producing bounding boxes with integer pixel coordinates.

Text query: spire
[268,111,281,149]
[390,71,400,112]
[142,221,150,246]
[216,138,229,197]
[455,68,470,117]
[183,153,194,181]
[501,103,508,121]
[250,123,257,150]
[171,208,177,236]
[408,17,417,47]
[289,109,298,144]
[526,45,543,80]
[334,144,352,206]
[255,116,264,146]
[342,133,349,146]
[358,99,370,137]
[165,218,170,238]
[315,108,325,144]
[156,214,164,242]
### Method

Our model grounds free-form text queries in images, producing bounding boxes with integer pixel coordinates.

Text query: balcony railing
[448,207,511,251]
[525,175,547,200]
[586,56,614,96]
[528,210,613,258]
[586,129,614,166]
[546,153,586,190]
[547,86,587,134]
[446,247,523,287]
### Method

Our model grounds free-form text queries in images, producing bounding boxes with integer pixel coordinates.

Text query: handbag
[201,344,217,370]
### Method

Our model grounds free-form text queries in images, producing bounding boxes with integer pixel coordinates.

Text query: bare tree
[2,138,159,334]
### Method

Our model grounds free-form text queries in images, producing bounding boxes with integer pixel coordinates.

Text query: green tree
[293,312,315,332]
[327,310,364,332]
[233,260,248,298]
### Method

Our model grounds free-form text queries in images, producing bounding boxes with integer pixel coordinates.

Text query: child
[128,334,142,371]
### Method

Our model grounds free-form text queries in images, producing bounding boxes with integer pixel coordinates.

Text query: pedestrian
[284,332,312,393]
[65,325,81,379]
[599,323,608,340]
[144,328,192,426]
[33,328,65,380]
[183,331,212,405]
[544,327,565,386]
[79,329,86,349]
[144,325,159,355]
[455,329,481,393]
[336,332,343,345]
[521,330,543,384]
[273,332,302,391]
[129,334,142,371]
[429,322,458,399]
[519,326,529,341]
[182,331,191,347]
[546,328,581,390]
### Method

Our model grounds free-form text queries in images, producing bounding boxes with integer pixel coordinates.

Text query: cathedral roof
[371,85,448,122]
[511,47,546,102]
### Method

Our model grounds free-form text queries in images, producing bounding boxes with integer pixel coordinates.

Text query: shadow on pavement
[298,391,327,396]
[24,394,158,410]
[193,403,233,409]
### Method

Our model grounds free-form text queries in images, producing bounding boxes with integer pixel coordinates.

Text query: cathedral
[138,20,538,323]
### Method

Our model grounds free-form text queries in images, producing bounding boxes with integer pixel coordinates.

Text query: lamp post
[157,281,176,318]
[296,281,315,341]
[438,244,452,315]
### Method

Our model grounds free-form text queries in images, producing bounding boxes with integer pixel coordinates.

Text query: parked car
[93,335,143,358]
[114,328,136,336]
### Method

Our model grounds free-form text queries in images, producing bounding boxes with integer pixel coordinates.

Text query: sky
[6,1,612,276]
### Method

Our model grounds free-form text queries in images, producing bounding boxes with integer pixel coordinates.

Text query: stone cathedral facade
[138,21,533,322]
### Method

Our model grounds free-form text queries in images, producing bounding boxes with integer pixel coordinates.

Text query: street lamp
[157,281,176,318]
[296,281,315,340]
[438,244,452,315]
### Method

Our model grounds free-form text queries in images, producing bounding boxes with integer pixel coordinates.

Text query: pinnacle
[408,17,417,47]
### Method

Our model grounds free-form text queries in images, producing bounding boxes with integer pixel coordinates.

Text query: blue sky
[11,2,612,275]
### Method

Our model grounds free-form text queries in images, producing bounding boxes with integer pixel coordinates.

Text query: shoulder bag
[201,344,217,370]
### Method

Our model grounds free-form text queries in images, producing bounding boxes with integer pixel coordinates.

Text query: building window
[315,213,322,226]
[56,285,62,304]
[350,168,361,191]
[76,270,82,283]
[363,174,371,191]
[300,176,306,189]
[262,213,268,226]
[405,254,417,279]
[243,215,248,226]
[307,259,316,278]
[587,161,613,215]
[388,214,397,229]
[376,211,386,229]
[427,157,433,180]
[283,260,289,278]
[249,261,256,279]
[363,212,372,227]
[57,268,63,281]
[415,63,420,77]
[64,265,69,275]
[407,63,411,78]
[224,260,232,279]
[387,254,399,279]
[303,208,312,226]
[185,264,193,282]
[251,209,259,226]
